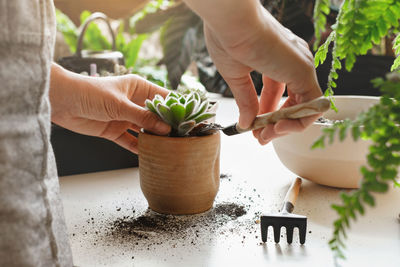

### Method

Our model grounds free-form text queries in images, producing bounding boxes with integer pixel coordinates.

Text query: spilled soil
[107,202,247,245]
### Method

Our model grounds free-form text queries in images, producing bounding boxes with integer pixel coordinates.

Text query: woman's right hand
[184,0,323,144]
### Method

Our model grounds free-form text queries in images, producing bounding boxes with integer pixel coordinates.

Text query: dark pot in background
[316,52,395,96]
[51,125,138,176]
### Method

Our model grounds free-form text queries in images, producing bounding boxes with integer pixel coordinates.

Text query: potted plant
[138,91,220,215]
[311,0,400,261]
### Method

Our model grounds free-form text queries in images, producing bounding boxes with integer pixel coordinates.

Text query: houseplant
[138,91,220,214]
[312,0,400,261]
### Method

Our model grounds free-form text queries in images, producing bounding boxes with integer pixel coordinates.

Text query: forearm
[49,63,91,125]
[183,0,264,42]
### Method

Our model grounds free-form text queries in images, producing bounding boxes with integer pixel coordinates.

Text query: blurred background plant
[55,0,396,97]
[55,0,317,95]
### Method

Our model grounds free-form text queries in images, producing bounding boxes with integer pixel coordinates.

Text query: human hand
[185,0,322,144]
[50,64,170,154]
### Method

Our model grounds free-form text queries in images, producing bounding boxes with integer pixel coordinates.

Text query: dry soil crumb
[219,173,232,179]
[316,117,344,124]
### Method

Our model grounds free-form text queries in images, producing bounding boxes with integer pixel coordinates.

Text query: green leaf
[166,97,178,107]
[170,103,186,124]
[145,99,156,113]
[192,112,216,124]
[339,125,348,141]
[184,99,196,118]
[377,18,388,36]
[158,5,202,88]
[177,120,196,136]
[187,101,208,120]
[354,200,364,215]
[124,34,148,68]
[381,168,397,180]
[168,92,180,99]
[391,34,400,71]
[156,103,174,126]
[179,96,186,104]
[345,54,356,72]
[366,181,389,193]
[362,192,375,207]
[311,136,325,149]
[351,125,361,141]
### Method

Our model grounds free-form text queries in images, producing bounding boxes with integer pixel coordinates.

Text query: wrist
[184,0,263,42]
[49,63,88,124]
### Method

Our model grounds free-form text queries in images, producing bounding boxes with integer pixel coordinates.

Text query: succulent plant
[145,91,216,136]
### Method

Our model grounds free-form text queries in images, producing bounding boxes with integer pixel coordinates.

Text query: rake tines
[260,178,307,244]
[260,214,307,244]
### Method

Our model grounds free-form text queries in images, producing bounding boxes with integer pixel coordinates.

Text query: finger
[225,74,259,129]
[120,101,170,135]
[254,124,287,145]
[253,76,285,143]
[286,65,322,103]
[274,94,321,134]
[126,74,170,106]
[259,75,286,114]
[111,131,139,154]
[129,124,141,133]
[274,114,320,134]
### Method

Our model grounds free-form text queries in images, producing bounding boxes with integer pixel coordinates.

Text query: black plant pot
[316,52,395,96]
[51,125,138,176]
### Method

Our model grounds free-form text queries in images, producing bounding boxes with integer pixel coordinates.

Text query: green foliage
[115,22,148,68]
[313,0,331,51]
[55,4,169,82]
[79,11,112,51]
[314,0,400,99]
[145,91,215,136]
[392,33,400,71]
[136,3,203,89]
[55,9,78,53]
[312,75,400,260]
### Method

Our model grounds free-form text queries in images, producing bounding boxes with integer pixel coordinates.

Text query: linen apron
[0,0,73,266]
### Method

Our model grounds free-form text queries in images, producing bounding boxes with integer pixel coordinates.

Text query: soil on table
[107,202,247,243]
[70,171,307,261]
[316,117,345,124]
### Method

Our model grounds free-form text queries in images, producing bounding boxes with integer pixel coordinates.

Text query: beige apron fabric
[0,0,73,266]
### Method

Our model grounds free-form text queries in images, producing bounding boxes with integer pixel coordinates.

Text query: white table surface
[60,94,400,267]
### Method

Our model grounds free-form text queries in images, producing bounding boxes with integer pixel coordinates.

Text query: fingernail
[260,128,269,143]
[238,119,251,130]
[274,123,289,135]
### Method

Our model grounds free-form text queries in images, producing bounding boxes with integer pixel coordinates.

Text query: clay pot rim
[139,129,220,140]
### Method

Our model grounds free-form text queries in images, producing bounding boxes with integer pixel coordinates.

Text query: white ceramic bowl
[272,96,380,188]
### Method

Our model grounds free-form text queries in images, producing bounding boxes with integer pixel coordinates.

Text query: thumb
[120,101,171,135]
[225,74,259,129]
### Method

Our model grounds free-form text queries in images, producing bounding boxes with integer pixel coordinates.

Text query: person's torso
[0,0,55,117]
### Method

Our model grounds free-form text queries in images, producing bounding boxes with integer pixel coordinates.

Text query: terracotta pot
[138,131,220,215]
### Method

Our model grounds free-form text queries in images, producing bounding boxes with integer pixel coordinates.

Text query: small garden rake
[260,177,307,244]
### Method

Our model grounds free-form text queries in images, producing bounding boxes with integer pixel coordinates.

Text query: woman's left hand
[50,64,171,154]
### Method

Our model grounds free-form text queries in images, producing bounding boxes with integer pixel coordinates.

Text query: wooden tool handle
[235,97,330,134]
[282,177,302,214]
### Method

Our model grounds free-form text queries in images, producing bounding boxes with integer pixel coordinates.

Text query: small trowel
[198,97,331,136]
